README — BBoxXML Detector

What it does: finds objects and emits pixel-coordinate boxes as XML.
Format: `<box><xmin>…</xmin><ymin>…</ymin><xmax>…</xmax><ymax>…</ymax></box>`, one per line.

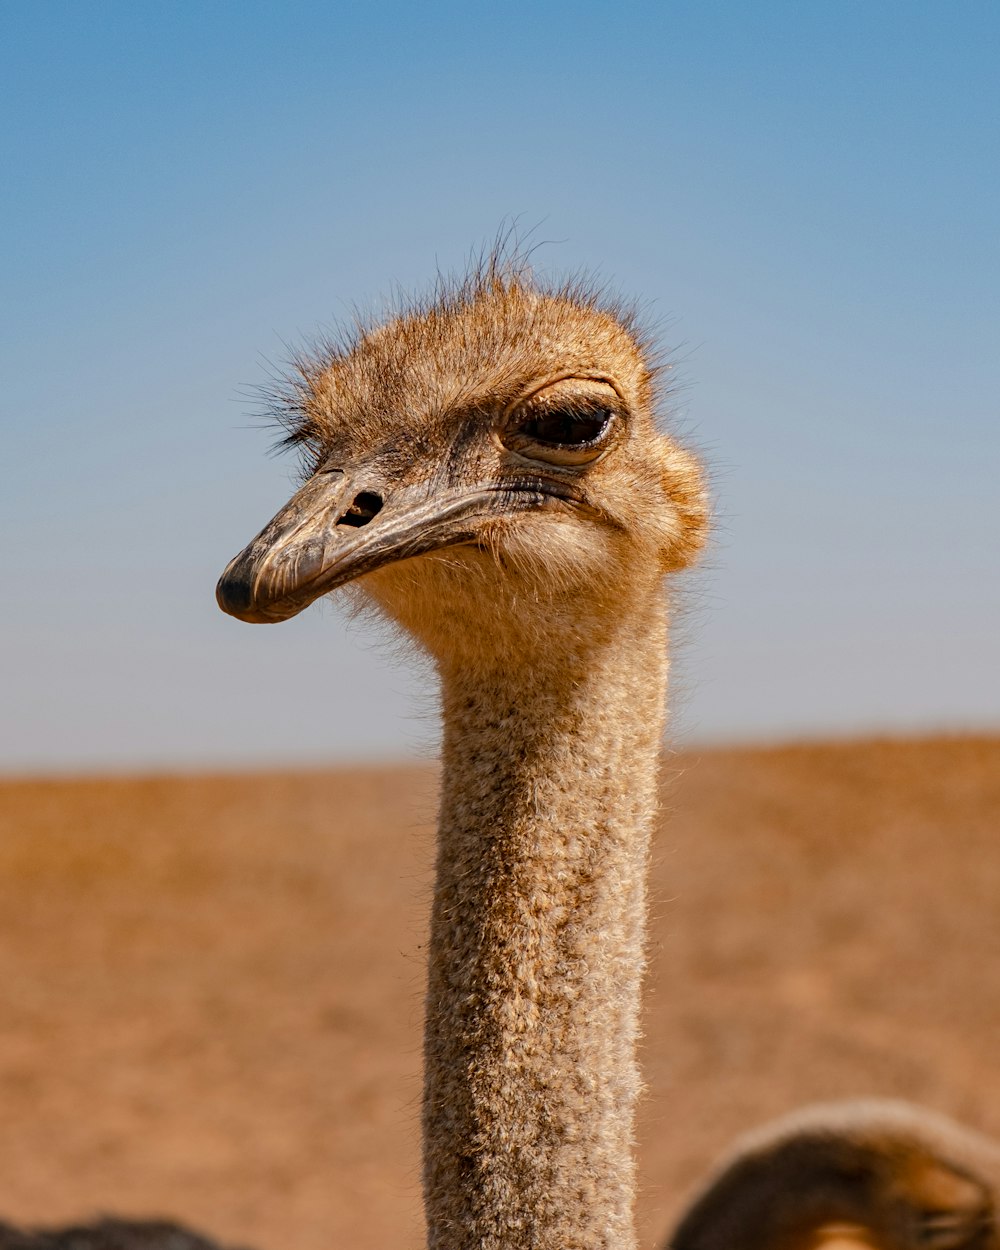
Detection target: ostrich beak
<box><xmin>216</xmin><ymin>465</ymin><xmax>560</xmax><ymax>624</ymax></box>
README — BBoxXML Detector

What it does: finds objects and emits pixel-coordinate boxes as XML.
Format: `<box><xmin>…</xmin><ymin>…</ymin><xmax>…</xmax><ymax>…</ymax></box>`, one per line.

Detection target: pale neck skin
<box><xmin>422</xmin><ymin>587</ymin><xmax>670</xmax><ymax>1250</ymax></box>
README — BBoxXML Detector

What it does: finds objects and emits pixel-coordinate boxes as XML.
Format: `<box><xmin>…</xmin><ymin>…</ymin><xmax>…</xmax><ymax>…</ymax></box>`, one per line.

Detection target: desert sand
<box><xmin>0</xmin><ymin>736</ymin><xmax>997</xmax><ymax>1249</ymax></box>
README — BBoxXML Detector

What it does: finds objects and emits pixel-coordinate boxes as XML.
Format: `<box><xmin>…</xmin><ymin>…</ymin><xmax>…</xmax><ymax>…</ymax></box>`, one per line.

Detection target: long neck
<box><xmin>422</xmin><ymin>591</ymin><xmax>670</xmax><ymax>1250</ymax></box>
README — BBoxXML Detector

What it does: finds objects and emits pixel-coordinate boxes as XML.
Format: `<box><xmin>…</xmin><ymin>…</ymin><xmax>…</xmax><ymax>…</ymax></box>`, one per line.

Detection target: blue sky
<box><xmin>2</xmin><ymin>2</ymin><xmax>997</xmax><ymax>770</ymax></box>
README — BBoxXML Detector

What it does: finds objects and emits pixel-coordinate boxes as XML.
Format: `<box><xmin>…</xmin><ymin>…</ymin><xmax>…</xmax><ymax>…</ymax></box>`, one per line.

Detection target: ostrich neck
<box><xmin>423</xmin><ymin>591</ymin><xmax>670</xmax><ymax>1250</ymax></box>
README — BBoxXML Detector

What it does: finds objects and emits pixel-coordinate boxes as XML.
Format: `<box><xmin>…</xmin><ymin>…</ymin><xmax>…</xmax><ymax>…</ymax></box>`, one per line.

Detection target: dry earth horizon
<box><xmin>0</xmin><ymin>735</ymin><xmax>997</xmax><ymax>1249</ymax></box>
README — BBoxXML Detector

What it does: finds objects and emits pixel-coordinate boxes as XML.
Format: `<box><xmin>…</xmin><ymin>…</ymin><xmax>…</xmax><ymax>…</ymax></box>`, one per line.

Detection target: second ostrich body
<box><xmin>218</xmin><ymin>263</ymin><xmax>707</xmax><ymax>1248</ymax></box>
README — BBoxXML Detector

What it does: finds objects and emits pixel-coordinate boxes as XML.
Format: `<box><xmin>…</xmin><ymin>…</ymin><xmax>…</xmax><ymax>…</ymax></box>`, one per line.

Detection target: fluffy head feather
<box><xmin>239</xmin><ymin>248</ymin><xmax>708</xmax><ymax>667</ymax></box>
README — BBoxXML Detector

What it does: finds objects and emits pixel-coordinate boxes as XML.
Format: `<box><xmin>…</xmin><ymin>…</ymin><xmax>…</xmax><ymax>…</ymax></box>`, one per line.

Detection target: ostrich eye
<box><xmin>503</xmin><ymin>381</ymin><xmax>621</xmax><ymax>466</ymax></box>
<box><xmin>517</xmin><ymin>408</ymin><xmax>612</xmax><ymax>447</ymax></box>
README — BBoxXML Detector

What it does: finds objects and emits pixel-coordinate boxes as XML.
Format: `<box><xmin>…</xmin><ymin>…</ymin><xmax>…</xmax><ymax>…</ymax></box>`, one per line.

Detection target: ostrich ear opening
<box><xmin>659</xmin><ymin>444</ymin><xmax>709</xmax><ymax>572</ymax></box>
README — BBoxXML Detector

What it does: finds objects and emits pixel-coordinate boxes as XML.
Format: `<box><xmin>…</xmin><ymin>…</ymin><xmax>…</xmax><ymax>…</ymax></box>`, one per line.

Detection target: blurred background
<box><xmin>3</xmin><ymin>1</ymin><xmax>997</xmax><ymax>773</ymax></box>
<box><xmin>1</xmin><ymin>8</ymin><xmax>999</xmax><ymax>1249</ymax></box>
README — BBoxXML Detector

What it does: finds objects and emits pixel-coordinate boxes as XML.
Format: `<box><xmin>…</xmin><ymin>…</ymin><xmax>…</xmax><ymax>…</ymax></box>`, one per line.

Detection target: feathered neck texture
<box><xmin>422</xmin><ymin>587</ymin><xmax>670</xmax><ymax>1250</ymax></box>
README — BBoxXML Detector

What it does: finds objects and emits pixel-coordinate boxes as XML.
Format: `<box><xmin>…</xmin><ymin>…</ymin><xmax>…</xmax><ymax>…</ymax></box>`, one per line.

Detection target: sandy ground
<box><xmin>0</xmin><ymin>737</ymin><xmax>997</xmax><ymax>1249</ymax></box>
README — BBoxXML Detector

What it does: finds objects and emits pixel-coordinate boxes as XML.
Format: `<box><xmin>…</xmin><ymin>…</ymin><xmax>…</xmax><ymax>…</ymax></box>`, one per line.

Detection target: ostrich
<box><xmin>212</xmin><ymin>257</ymin><xmax>709</xmax><ymax>1248</ymax></box>
<box><xmin>666</xmin><ymin>1100</ymin><xmax>1000</xmax><ymax>1250</ymax></box>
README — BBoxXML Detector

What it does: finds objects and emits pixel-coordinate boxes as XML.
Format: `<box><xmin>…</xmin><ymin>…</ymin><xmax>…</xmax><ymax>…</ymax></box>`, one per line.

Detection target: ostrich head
<box><xmin>670</xmin><ymin>1102</ymin><xmax>1000</xmax><ymax>1250</ymax></box>
<box><xmin>217</xmin><ymin>266</ymin><xmax>707</xmax><ymax>664</ymax></box>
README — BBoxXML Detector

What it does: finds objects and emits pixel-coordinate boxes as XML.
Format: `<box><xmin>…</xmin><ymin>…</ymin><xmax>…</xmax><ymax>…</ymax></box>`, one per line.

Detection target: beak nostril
<box><xmin>337</xmin><ymin>491</ymin><xmax>383</xmax><ymax>528</ymax></box>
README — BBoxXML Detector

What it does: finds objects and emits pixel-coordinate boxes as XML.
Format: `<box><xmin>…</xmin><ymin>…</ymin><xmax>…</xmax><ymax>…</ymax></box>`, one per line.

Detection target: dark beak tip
<box><xmin>216</xmin><ymin>562</ymin><xmax>268</xmax><ymax>623</ymax></box>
